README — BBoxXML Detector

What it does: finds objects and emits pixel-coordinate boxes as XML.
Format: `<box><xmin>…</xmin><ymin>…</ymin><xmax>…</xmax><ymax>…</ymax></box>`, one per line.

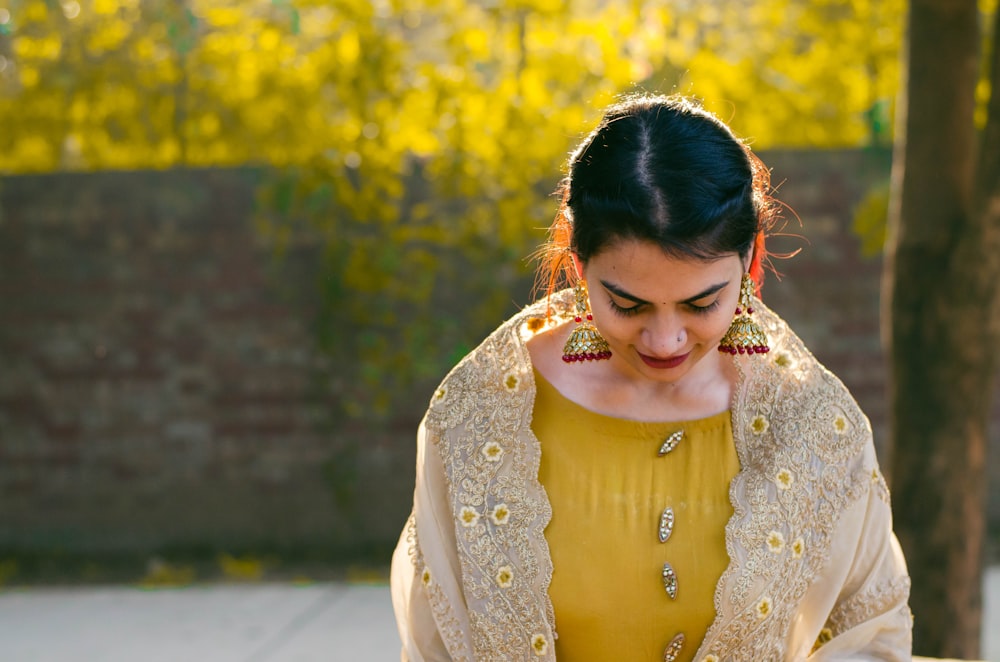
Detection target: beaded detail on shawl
<box><xmin>693</xmin><ymin>298</ymin><xmax>884</xmax><ymax>660</ymax></box>
<box><xmin>420</xmin><ymin>292</ymin><xmax>575</xmax><ymax>661</ymax></box>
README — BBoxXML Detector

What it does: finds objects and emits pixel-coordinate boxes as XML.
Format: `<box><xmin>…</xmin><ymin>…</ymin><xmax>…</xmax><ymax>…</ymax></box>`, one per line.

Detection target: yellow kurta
<box><xmin>533</xmin><ymin>368</ymin><xmax>740</xmax><ymax>662</ymax></box>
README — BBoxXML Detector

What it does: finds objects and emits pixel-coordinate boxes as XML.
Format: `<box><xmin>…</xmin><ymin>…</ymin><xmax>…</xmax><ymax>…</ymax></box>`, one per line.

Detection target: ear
<box><xmin>571</xmin><ymin>252</ymin><xmax>585</xmax><ymax>280</ymax></box>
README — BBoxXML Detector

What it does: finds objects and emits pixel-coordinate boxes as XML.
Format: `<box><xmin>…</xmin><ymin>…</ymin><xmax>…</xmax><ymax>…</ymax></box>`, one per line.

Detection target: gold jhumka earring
<box><xmin>562</xmin><ymin>280</ymin><xmax>612</xmax><ymax>363</ymax></box>
<box><xmin>718</xmin><ymin>273</ymin><xmax>770</xmax><ymax>355</ymax></box>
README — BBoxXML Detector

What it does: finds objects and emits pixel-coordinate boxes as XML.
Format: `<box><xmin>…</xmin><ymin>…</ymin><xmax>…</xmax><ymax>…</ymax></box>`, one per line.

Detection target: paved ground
<box><xmin>0</xmin><ymin>568</ymin><xmax>997</xmax><ymax>661</ymax></box>
<box><xmin>0</xmin><ymin>583</ymin><xmax>400</xmax><ymax>662</ymax></box>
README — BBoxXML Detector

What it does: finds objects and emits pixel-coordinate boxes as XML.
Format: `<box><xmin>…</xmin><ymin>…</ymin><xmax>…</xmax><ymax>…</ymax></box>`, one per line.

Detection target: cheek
<box><xmin>589</xmin><ymin>303</ymin><xmax>640</xmax><ymax>342</ymax></box>
<box><xmin>591</xmin><ymin>311</ymin><xmax>631</xmax><ymax>340</ymax></box>
<box><xmin>696</xmin><ymin>310</ymin><xmax>734</xmax><ymax>340</ymax></box>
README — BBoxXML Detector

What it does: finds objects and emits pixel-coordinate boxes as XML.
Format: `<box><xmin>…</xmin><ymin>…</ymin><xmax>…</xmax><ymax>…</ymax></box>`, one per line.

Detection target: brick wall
<box><xmin>0</xmin><ymin>154</ymin><xmax>996</xmax><ymax>561</ymax></box>
<box><xmin>0</xmin><ymin>169</ymin><xmax>413</xmax><ymax>558</ymax></box>
<box><xmin>759</xmin><ymin>150</ymin><xmax>892</xmax><ymax>448</ymax></box>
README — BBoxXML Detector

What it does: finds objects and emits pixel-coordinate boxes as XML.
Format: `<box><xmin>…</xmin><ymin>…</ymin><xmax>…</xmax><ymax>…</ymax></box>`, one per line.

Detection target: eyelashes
<box><xmin>607</xmin><ymin>297</ymin><xmax>721</xmax><ymax>317</ymax></box>
<box><xmin>688</xmin><ymin>300</ymin><xmax>721</xmax><ymax>315</ymax></box>
<box><xmin>608</xmin><ymin>298</ymin><xmax>642</xmax><ymax>317</ymax></box>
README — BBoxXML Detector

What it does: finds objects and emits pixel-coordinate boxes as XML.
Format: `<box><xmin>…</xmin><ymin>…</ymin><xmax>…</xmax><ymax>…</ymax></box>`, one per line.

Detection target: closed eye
<box><xmin>608</xmin><ymin>297</ymin><xmax>643</xmax><ymax>317</ymax></box>
<box><xmin>687</xmin><ymin>299</ymin><xmax>721</xmax><ymax>315</ymax></box>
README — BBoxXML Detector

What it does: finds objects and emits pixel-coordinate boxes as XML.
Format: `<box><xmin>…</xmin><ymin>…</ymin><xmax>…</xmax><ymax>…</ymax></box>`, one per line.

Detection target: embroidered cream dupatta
<box><xmin>391</xmin><ymin>290</ymin><xmax>911</xmax><ymax>661</ymax></box>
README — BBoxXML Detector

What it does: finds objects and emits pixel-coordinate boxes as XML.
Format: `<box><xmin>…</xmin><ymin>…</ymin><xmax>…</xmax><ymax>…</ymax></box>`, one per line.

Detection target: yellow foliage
<box><xmin>5</xmin><ymin>134</ymin><xmax>52</xmax><ymax>169</ymax></box>
<box><xmin>139</xmin><ymin>558</ymin><xmax>196</xmax><ymax>588</ymax></box>
<box><xmin>852</xmin><ymin>182</ymin><xmax>891</xmax><ymax>258</ymax></box>
<box><xmin>0</xmin><ymin>0</ymin><xmax>976</xmax><ymax>419</ymax></box>
<box><xmin>218</xmin><ymin>553</ymin><xmax>265</xmax><ymax>581</ymax></box>
<box><xmin>22</xmin><ymin>2</ymin><xmax>49</xmax><ymax>22</ymax></box>
<box><xmin>346</xmin><ymin>565</ymin><xmax>389</xmax><ymax>585</ymax></box>
<box><xmin>88</xmin><ymin>21</ymin><xmax>130</xmax><ymax>52</ymax></box>
<box><xmin>203</xmin><ymin>7</ymin><xmax>242</xmax><ymax>28</ymax></box>
<box><xmin>259</xmin><ymin>28</ymin><xmax>281</xmax><ymax>51</ymax></box>
<box><xmin>93</xmin><ymin>0</ymin><xmax>122</xmax><ymax>15</ymax></box>
<box><xmin>976</xmin><ymin>77</ymin><xmax>992</xmax><ymax>129</ymax></box>
<box><xmin>130</xmin><ymin>36</ymin><xmax>158</xmax><ymax>61</ymax></box>
<box><xmin>19</xmin><ymin>65</ymin><xmax>39</xmax><ymax>87</ymax></box>
<box><xmin>0</xmin><ymin>559</ymin><xmax>18</xmax><ymax>586</ymax></box>
<box><xmin>199</xmin><ymin>113</ymin><xmax>220</xmax><ymax>137</ymax></box>
<box><xmin>336</xmin><ymin>31</ymin><xmax>360</xmax><ymax>65</ymax></box>
<box><xmin>463</xmin><ymin>28</ymin><xmax>490</xmax><ymax>58</ymax></box>
<box><xmin>0</xmin><ymin>0</ymin><xmax>908</xmax><ymax>174</ymax></box>
<box><xmin>13</xmin><ymin>35</ymin><xmax>60</xmax><ymax>59</ymax></box>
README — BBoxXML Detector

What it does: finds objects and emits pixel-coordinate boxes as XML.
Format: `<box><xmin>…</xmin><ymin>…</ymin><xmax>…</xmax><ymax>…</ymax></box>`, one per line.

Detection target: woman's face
<box><xmin>579</xmin><ymin>238</ymin><xmax>745</xmax><ymax>386</ymax></box>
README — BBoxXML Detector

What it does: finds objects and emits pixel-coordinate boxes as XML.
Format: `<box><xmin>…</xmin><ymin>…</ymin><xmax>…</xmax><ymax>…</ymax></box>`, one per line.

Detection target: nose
<box><xmin>642</xmin><ymin>314</ymin><xmax>687</xmax><ymax>356</ymax></box>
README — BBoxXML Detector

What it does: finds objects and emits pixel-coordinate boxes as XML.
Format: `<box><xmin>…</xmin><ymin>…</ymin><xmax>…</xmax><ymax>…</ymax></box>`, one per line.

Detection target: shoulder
<box><xmin>742</xmin><ymin>299</ymin><xmax>872</xmax><ymax>465</ymax></box>
<box><xmin>733</xmin><ymin>300</ymin><xmax>891</xmax><ymax>540</ymax></box>
<box><xmin>423</xmin><ymin>290</ymin><xmax>575</xmax><ymax>434</ymax></box>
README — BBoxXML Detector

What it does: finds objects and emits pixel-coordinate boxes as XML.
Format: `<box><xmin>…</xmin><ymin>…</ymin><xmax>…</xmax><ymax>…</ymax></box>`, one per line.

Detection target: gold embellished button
<box><xmin>657</xmin><ymin>430</ymin><xmax>684</xmax><ymax>456</ymax></box>
<box><xmin>663</xmin><ymin>632</ymin><xmax>685</xmax><ymax>661</ymax></box>
<box><xmin>661</xmin><ymin>562</ymin><xmax>678</xmax><ymax>599</ymax></box>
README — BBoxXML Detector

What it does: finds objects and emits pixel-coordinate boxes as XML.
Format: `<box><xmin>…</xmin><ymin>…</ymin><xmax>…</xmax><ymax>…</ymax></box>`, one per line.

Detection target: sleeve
<box><xmin>390</xmin><ymin>418</ymin><xmax>473</xmax><ymax>662</ymax></box>
<box><xmin>798</xmin><ymin>444</ymin><xmax>913</xmax><ymax>661</ymax></box>
<box><xmin>390</xmin><ymin>514</ymin><xmax>450</xmax><ymax>661</ymax></box>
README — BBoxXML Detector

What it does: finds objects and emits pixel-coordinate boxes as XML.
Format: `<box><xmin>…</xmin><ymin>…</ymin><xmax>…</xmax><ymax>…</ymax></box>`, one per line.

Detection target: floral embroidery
<box><xmin>531</xmin><ymin>634</ymin><xmax>548</xmax><ymax>656</ymax></box>
<box><xmin>756</xmin><ymin>596</ymin><xmax>773</xmax><ymax>620</ymax></box>
<box><xmin>406</xmin><ymin>514</ymin><xmax>472</xmax><ymax>661</ymax></box>
<box><xmin>833</xmin><ymin>415</ymin><xmax>848</xmax><ymax>434</ymax></box>
<box><xmin>503</xmin><ymin>371</ymin><xmax>521</xmax><ymax>392</ymax></box>
<box><xmin>495</xmin><ymin>565</ymin><xmax>514</xmax><ymax>588</ymax></box>
<box><xmin>791</xmin><ymin>537</ymin><xmax>805</xmax><ymax>559</ymax></box>
<box><xmin>481</xmin><ymin>441</ymin><xmax>505</xmax><ymax>462</ymax></box>
<box><xmin>811</xmin><ymin>627</ymin><xmax>833</xmax><ymax>652</ymax></box>
<box><xmin>699</xmin><ymin>295</ymin><xmax>882</xmax><ymax>659</ymax></box>
<box><xmin>433</xmin><ymin>386</ymin><xmax>447</xmax><ymax>401</ymax></box>
<box><xmin>458</xmin><ymin>506</ymin><xmax>479</xmax><ymax>528</ymax></box>
<box><xmin>827</xmin><ymin>575</ymin><xmax>911</xmax><ymax>636</ymax></box>
<box><xmin>871</xmin><ymin>465</ymin><xmax>891</xmax><ymax>504</ymax></box>
<box><xmin>766</xmin><ymin>530</ymin><xmax>785</xmax><ymax>554</ymax></box>
<box><xmin>773</xmin><ymin>352</ymin><xmax>792</xmax><ymax>367</ymax></box>
<box><xmin>425</xmin><ymin>292</ymin><xmax>566</xmax><ymax>659</ymax></box>
<box><xmin>490</xmin><ymin>503</ymin><xmax>510</xmax><ymax>525</ymax></box>
<box><xmin>526</xmin><ymin>317</ymin><xmax>546</xmax><ymax>333</ymax></box>
<box><xmin>404</xmin><ymin>512</ymin><xmax>418</xmax><ymax>564</ymax></box>
<box><xmin>750</xmin><ymin>415</ymin><xmax>769</xmax><ymax>434</ymax></box>
<box><xmin>701</xmin><ymin>656</ymin><xmax>720</xmax><ymax>662</ymax></box>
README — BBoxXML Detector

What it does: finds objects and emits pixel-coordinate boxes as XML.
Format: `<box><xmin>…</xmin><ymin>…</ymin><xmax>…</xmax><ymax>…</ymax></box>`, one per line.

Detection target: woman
<box><xmin>390</xmin><ymin>95</ymin><xmax>912</xmax><ymax>661</ymax></box>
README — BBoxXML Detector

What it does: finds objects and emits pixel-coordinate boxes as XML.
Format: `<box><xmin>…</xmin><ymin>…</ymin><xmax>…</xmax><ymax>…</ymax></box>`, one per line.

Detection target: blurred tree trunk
<box><xmin>884</xmin><ymin>0</ymin><xmax>1000</xmax><ymax>657</ymax></box>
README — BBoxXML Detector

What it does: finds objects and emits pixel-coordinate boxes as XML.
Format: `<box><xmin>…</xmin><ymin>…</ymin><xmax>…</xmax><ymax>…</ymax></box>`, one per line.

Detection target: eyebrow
<box><xmin>600</xmin><ymin>279</ymin><xmax>730</xmax><ymax>306</ymax></box>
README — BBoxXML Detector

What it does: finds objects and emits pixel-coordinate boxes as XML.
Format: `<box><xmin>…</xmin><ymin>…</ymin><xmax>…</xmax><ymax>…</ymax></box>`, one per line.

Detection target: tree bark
<box><xmin>884</xmin><ymin>0</ymin><xmax>998</xmax><ymax>657</ymax></box>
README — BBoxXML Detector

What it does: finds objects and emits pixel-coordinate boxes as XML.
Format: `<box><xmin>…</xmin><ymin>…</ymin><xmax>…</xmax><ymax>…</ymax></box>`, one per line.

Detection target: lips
<box><xmin>638</xmin><ymin>351</ymin><xmax>691</xmax><ymax>369</ymax></box>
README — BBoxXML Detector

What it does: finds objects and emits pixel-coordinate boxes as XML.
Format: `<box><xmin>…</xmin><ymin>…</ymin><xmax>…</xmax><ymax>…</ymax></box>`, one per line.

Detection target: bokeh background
<box><xmin>0</xmin><ymin>0</ymin><xmax>996</xmax><ymax>589</ymax></box>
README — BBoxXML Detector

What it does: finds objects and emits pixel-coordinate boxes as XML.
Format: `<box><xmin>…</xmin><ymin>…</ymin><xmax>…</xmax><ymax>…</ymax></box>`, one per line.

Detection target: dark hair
<box><xmin>537</xmin><ymin>94</ymin><xmax>776</xmax><ymax>298</ymax></box>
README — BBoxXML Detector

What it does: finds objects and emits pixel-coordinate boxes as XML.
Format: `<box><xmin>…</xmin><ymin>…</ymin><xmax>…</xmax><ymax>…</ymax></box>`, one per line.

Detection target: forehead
<box><xmin>586</xmin><ymin>239</ymin><xmax>740</xmax><ymax>298</ymax></box>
